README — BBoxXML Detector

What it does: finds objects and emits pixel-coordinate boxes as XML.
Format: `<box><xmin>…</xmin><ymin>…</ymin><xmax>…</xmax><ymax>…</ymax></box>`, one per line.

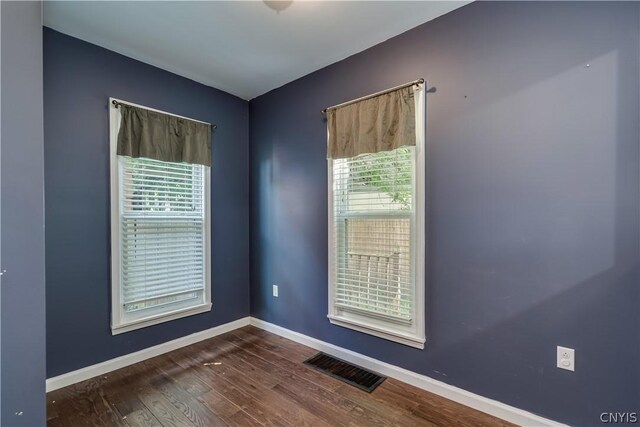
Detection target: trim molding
<box><xmin>45</xmin><ymin>317</ymin><xmax>250</xmax><ymax>392</ymax></box>
<box><xmin>249</xmin><ymin>318</ymin><xmax>565</xmax><ymax>427</ymax></box>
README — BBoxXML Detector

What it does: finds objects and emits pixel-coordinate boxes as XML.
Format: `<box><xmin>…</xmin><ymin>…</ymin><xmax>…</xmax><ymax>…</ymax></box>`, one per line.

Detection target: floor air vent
<box><xmin>304</xmin><ymin>353</ymin><xmax>386</xmax><ymax>392</ymax></box>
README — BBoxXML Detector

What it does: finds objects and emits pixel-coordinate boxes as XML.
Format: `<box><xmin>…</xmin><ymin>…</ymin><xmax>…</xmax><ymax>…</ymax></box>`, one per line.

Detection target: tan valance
<box><xmin>117</xmin><ymin>104</ymin><xmax>212</xmax><ymax>167</ymax></box>
<box><xmin>327</xmin><ymin>85</ymin><xmax>416</xmax><ymax>159</ymax></box>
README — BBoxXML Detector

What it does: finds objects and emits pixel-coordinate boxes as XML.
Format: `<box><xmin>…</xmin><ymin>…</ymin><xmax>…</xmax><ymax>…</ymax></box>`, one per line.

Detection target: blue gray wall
<box><xmin>1</xmin><ymin>1</ymin><xmax>46</xmax><ymax>425</ymax></box>
<box><xmin>44</xmin><ymin>28</ymin><xmax>250</xmax><ymax>378</ymax></box>
<box><xmin>249</xmin><ymin>2</ymin><xmax>640</xmax><ymax>425</ymax></box>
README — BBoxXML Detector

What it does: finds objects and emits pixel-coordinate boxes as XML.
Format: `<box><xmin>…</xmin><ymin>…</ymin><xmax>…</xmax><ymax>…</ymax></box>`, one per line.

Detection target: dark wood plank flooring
<box><xmin>47</xmin><ymin>326</ymin><xmax>514</xmax><ymax>427</ymax></box>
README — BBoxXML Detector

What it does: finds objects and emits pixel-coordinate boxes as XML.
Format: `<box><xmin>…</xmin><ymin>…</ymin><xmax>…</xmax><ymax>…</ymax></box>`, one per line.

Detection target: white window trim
<box><xmin>327</xmin><ymin>85</ymin><xmax>426</xmax><ymax>349</ymax></box>
<box><xmin>109</xmin><ymin>97</ymin><xmax>212</xmax><ymax>335</ymax></box>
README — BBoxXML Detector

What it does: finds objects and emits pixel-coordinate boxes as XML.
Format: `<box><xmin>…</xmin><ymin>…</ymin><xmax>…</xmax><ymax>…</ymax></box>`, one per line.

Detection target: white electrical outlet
<box><xmin>273</xmin><ymin>285</ymin><xmax>279</xmax><ymax>297</ymax></box>
<box><xmin>557</xmin><ymin>346</ymin><xmax>575</xmax><ymax>371</ymax></box>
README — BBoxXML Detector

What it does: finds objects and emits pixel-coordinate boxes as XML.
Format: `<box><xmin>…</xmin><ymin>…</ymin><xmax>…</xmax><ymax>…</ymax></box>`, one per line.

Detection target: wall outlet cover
<box><xmin>273</xmin><ymin>285</ymin><xmax>279</xmax><ymax>297</ymax></box>
<box><xmin>557</xmin><ymin>346</ymin><xmax>575</xmax><ymax>372</ymax></box>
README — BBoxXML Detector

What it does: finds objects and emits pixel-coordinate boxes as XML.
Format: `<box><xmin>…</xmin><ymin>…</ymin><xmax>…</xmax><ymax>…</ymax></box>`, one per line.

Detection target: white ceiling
<box><xmin>44</xmin><ymin>1</ymin><xmax>468</xmax><ymax>100</ymax></box>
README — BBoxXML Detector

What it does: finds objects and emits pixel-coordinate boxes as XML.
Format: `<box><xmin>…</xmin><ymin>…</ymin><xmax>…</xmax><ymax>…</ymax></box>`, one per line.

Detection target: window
<box><xmin>110</xmin><ymin>99</ymin><xmax>211</xmax><ymax>334</ymax></box>
<box><xmin>327</xmin><ymin>89</ymin><xmax>425</xmax><ymax>348</ymax></box>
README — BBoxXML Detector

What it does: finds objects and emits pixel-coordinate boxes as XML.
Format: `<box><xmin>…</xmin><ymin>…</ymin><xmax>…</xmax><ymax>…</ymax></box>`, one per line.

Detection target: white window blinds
<box><xmin>332</xmin><ymin>147</ymin><xmax>415</xmax><ymax>322</ymax></box>
<box><xmin>119</xmin><ymin>157</ymin><xmax>206</xmax><ymax>313</ymax></box>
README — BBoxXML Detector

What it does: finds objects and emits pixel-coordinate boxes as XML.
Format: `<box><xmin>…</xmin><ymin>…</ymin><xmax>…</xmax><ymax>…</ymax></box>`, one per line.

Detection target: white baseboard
<box><xmin>46</xmin><ymin>315</ymin><xmax>563</xmax><ymax>426</ymax></box>
<box><xmin>45</xmin><ymin>316</ymin><xmax>250</xmax><ymax>392</ymax></box>
<box><xmin>249</xmin><ymin>317</ymin><xmax>565</xmax><ymax>427</ymax></box>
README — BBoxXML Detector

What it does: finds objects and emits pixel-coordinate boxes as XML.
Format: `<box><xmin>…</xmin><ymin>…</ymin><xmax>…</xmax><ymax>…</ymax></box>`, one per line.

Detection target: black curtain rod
<box><xmin>321</xmin><ymin>78</ymin><xmax>424</xmax><ymax>115</ymax></box>
<box><xmin>112</xmin><ymin>100</ymin><xmax>217</xmax><ymax>130</ymax></box>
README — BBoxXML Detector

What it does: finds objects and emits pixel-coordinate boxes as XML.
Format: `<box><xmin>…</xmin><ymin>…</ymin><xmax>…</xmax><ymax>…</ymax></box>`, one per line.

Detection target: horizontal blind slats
<box><xmin>122</xmin><ymin>265</ymin><xmax>204</xmax><ymax>281</ymax></box>
<box><xmin>124</xmin><ymin>159</ymin><xmax>201</xmax><ymax>173</ymax></box>
<box><xmin>124</xmin><ymin>280</ymin><xmax>204</xmax><ymax>297</ymax></box>
<box><xmin>122</xmin><ymin>242</ymin><xmax>204</xmax><ymax>251</ymax></box>
<box><xmin>122</xmin><ymin>252</ymin><xmax>203</xmax><ymax>264</ymax></box>
<box><xmin>332</xmin><ymin>147</ymin><xmax>414</xmax><ymax>321</ymax></box>
<box><xmin>123</xmin><ymin>169</ymin><xmax>201</xmax><ymax>180</ymax></box>
<box><xmin>123</xmin><ymin>278</ymin><xmax>204</xmax><ymax>299</ymax></box>
<box><xmin>123</xmin><ymin>256</ymin><xmax>203</xmax><ymax>270</ymax></box>
<box><xmin>124</xmin><ymin>289</ymin><xmax>204</xmax><ymax>311</ymax></box>
<box><xmin>122</xmin><ymin>269</ymin><xmax>204</xmax><ymax>285</ymax></box>
<box><xmin>122</xmin><ymin>184</ymin><xmax>203</xmax><ymax>193</ymax></box>
<box><xmin>119</xmin><ymin>156</ymin><xmax>206</xmax><ymax>313</ymax></box>
<box><xmin>123</xmin><ymin>276</ymin><xmax>204</xmax><ymax>292</ymax></box>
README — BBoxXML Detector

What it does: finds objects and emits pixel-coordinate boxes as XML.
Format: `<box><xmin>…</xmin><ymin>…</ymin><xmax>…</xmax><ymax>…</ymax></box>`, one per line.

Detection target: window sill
<box><xmin>111</xmin><ymin>302</ymin><xmax>212</xmax><ymax>335</ymax></box>
<box><xmin>328</xmin><ymin>314</ymin><xmax>425</xmax><ymax>349</ymax></box>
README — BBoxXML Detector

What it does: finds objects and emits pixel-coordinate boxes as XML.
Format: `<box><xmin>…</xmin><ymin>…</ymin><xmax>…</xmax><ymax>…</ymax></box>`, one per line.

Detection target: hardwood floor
<box><xmin>47</xmin><ymin>326</ymin><xmax>514</xmax><ymax>427</ymax></box>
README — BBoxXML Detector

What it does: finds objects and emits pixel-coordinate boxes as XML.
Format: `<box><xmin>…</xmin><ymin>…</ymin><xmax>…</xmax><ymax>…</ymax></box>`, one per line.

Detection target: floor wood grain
<box><xmin>48</xmin><ymin>326</ymin><xmax>514</xmax><ymax>427</ymax></box>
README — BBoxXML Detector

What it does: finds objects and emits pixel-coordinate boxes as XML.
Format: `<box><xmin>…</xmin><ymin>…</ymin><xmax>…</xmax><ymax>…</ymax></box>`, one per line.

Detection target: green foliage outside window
<box><xmin>348</xmin><ymin>147</ymin><xmax>413</xmax><ymax>209</ymax></box>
